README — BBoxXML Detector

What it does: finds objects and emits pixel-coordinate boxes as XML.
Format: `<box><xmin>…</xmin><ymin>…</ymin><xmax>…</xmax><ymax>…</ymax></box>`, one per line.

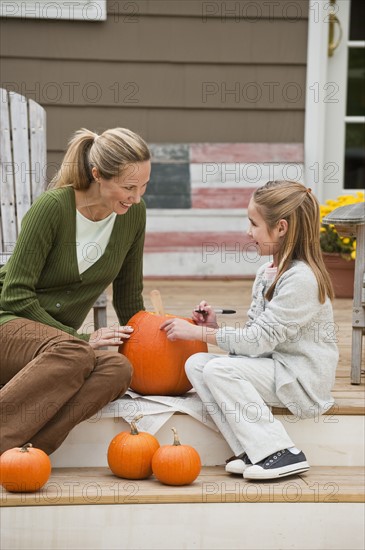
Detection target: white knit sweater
<box><xmin>216</xmin><ymin>260</ymin><xmax>339</xmax><ymax>418</ymax></box>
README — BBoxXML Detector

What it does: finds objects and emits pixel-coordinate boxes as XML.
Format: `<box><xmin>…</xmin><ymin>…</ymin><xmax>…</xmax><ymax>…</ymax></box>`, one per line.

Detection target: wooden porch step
<box><xmin>1</xmin><ymin>466</ymin><xmax>364</xmax><ymax>507</ymax></box>
<box><xmin>48</xmin><ymin>279</ymin><xmax>365</xmax><ymax>468</ymax></box>
<box><xmin>2</xmin><ymin>466</ymin><xmax>363</xmax><ymax>549</ymax></box>
<box><xmin>50</xmin><ymin>404</ymin><xmax>365</xmax><ymax>469</ymax></box>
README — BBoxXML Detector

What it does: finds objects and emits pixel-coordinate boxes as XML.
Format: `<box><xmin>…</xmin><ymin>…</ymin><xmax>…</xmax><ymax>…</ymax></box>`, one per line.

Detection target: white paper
<box><xmin>100</xmin><ymin>390</ymin><xmax>218</xmax><ymax>434</ymax></box>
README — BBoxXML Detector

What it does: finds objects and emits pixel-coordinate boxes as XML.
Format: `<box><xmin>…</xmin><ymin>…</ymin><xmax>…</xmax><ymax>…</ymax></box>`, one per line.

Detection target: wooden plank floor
<box><xmin>1</xmin><ymin>466</ymin><xmax>364</xmax><ymax>507</ymax></box>
<box><xmin>112</xmin><ymin>279</ymin><xmax>364</xmax><ymax>415</ymax></box>
<box><xmin>1</xmin><ymin>280</ymin><xmax>363</xmax><ymax>510</ymax></box>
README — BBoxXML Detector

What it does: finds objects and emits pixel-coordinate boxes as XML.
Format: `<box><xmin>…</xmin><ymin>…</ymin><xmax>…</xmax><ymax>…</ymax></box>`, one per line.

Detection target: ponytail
<box><xmin>49</xmin><ymin>127</ymin><xmax>150</xmax><ymax>190</ymax></box>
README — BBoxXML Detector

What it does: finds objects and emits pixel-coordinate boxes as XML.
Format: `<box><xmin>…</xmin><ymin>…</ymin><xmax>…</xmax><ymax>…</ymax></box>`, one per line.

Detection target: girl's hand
<box><xmin>89</xmin><ymin>326</ymin><xmax>134</xmax><ymax>349</ymax></box>
<box><xmin>192</xmin><ymin>301</ymin><xmax>219</xmax><ymax>328</ymax></box>
<box><xmin>160</xmin><ymin>318</ymin><xmax>201</xmax><ymax>342</ymax></box>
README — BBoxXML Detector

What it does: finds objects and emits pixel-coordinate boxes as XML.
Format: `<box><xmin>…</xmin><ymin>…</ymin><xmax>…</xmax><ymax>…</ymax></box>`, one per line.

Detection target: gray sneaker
<box><xmin>243</xmin><ymin>449</ymin><xmax>309</xmax><ymax>480</ymax></box>
<box><xmin>225</xmin><ymin>452</ymin><xmax>252</xmax><ymax>474</ymax></box>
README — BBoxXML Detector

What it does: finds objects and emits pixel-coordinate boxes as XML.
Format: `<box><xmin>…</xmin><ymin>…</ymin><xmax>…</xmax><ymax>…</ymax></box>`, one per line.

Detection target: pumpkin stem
<box><xmin>130</xmin><ymin>414</ymin><xmax>143</xmax><ymax>435</ymax></box>
<box><xmin>171</xmin><ymin>427</ymin><xmax>181</xmax><ymax>446</ymax></box>
<box><xmin>20</xmin><ymin>443</ymin><xmax>33</xmax><ymax>453</ymax></box>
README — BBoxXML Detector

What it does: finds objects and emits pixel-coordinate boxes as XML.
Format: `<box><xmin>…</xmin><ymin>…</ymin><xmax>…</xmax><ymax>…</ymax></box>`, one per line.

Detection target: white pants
<box><xmin>185</xmin><ymin>353</ymin><xmax>295</xmax><ymax>463</ymax></box>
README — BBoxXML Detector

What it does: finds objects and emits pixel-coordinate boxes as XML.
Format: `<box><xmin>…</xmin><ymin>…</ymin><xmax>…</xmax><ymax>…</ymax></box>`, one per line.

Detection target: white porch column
<box><xmin>304</xmin><ymin>1</ymin><xmax>330</xmax><ymax>202</ymax></box>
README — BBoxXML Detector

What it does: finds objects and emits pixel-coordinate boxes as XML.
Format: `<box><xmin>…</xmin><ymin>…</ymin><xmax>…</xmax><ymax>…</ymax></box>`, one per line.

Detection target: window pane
<box><xmin>350</xmin><ymin>0</ymin><xmax>365</xmax><ymax>41</ymax></box>
<box><xmin>346</xmin><ymin>49</ymin><xmax>365</xmax><ymax>116</ymax></box>
<box><xmin>344</xmin><ymin>124</ymin><xmax>365</xmax><ymax>189</ymax></box>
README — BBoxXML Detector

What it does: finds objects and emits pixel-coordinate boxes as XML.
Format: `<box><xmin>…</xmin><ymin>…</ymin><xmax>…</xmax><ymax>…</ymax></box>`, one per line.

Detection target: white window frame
<box><xmin>0</xmin><ymin>0</ymin><xmax>106</xmax><ymax>21</ymax></box>
<box><xmin>304</xmin><ymin>0</ymin><xmax>365</xmax><ymax>201</ymax></box>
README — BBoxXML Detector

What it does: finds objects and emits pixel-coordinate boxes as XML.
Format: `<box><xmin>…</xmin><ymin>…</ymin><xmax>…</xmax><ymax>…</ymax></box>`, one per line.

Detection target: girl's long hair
<box><xmin>253</xmin><ymin>180</ymin><xmax>334</xmax><ymax>303</ymax></box>
<box><xmin>49</xmin><ymin>127</ymin><xmax>150</xmax><ymax>189</ymax></box>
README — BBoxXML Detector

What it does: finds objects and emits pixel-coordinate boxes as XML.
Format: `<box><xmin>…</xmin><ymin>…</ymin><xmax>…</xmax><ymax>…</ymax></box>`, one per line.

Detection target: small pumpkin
<box><xmin>107</xmin><ymin>415</ymin><xmax>160</xmax><ymax>480</ymax></box>
<box><xmin>120</xmin><ymin>311</ymin><xmax>208</xmax><ymax>396</ymax></box>
<box><xmin>152</xmin><ymin>428</ymin><xmax>201</xmax><ymax>486</ymax></box>
<box><xmin>0</xmin><ymin>443</ymin><xmax>52</xmax><ymax>493</ymax></box>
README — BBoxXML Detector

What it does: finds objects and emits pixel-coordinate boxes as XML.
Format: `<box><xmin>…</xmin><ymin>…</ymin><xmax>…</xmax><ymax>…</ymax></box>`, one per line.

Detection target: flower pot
<box><xmin>322</xmin><ymin>253</ymin><xmax>355</xmax><ymax>299</ymax></box>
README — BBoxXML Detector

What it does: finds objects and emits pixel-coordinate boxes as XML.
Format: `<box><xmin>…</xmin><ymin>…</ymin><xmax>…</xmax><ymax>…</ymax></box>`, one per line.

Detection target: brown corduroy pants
<box><xmin>0</xmin><ymin>318</ymin><xmax>132</xmax><ymax>455</ymax></box>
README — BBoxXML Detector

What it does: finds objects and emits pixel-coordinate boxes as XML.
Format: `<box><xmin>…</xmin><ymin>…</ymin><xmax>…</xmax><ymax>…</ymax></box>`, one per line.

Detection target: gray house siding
<box><xmin>0</xmin><ymin>0</ymin><xmax>308</xmax><ymax>174</ymax></box>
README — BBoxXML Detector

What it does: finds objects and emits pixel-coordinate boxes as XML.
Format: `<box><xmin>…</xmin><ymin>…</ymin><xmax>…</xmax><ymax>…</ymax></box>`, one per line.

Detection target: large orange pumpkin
<box><xmin>0</xmin><ymin>443</ymin><xmax>52</xmax><ymax>493</ymax></box>
<box><xmin>152</xmin><ymin>428</ymin><xmax>201</xmax><ymax>486</ymax></box>
<box><xmin>107</xmin><ymin>415</ymin><xmax>160</xmax><ymax>480</ymax></box>
<box><xmin>120</xmin><ymin>311</ymin><xmax>208</xmax><ymax>396</ymax></box>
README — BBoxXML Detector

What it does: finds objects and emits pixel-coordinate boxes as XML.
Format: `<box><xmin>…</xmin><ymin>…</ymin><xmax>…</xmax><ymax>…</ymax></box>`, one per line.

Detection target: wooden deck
<box><xmin>1</xmin><ymin>279</ymin><xmax>364</xmax><ymax>511</ymax></box>
<box><xmin>1</xmin><ymin>466</ymin><xmax>364</xmax><ymax>507</ymax></box>
<box><xmin>137</xmin><ymin>279</ymin><xmax>365</xmax><ymax>415</ymax></box>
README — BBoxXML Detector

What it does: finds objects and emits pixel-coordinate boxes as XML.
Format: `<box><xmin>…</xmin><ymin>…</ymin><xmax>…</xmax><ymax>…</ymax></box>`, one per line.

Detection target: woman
<box><xmin>0</xmin><ymin>127</ymin><xmax>151</xmax><ymax>455</ymax></box>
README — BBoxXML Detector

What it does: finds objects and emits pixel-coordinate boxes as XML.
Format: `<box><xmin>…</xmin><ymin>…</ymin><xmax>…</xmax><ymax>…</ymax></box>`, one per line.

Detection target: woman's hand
<box><xmin>192</xmin><ymin>301</ymin><xmax>219</xmax><ymax>328</ymax></box>
<box><xmin>160</xmin><ymin>318</ymin><xmax>202</xmax><ymax>342</ymax></box>
<box><xmin>89</xmin><ymin>326</ymin><xmax>133</xmax><ymax>349</ymax></box>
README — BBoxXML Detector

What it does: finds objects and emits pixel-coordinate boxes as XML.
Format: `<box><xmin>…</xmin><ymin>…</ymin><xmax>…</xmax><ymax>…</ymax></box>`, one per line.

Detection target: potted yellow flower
<box><xmin>320</xmin><ymin>191</ymin><xmax>364</xmax><ymax>298</ymax></box>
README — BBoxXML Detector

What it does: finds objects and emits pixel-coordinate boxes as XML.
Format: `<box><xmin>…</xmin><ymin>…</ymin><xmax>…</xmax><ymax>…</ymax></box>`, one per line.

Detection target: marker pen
<box><xmin>194</xmin><ymin>309</ymin><xmax>236</xmax><ymax>315</ymax></box>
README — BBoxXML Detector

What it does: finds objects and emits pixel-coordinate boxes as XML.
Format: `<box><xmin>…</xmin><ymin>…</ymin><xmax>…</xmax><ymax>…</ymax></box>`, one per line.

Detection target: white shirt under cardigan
<box><xmin>215</xmin><ymin>260</ymin><xmax>339</xmax><ymax>418</ymax></box>
<box><xmin>76</xmin><ymin>210</ymin><xmax>117</xmax><ymax>274</ymax></box>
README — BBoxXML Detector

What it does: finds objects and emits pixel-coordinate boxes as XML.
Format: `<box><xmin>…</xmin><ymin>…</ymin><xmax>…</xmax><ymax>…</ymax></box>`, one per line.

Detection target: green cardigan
<box><xmin>0</xmin><ymin>187</ymin><xmax>146</xmax><ymax>340</ymax></box>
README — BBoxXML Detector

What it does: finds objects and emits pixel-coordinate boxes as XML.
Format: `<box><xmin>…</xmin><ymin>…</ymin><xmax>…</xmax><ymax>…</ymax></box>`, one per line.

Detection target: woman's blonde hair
<box><xmin>49</xmin><ymin>127</ymin><xmax>150</xmax><ymax>189</ymax></box>
<box><xmin>253</xmin><ymin>180</ymin><xmax>334</xmax><ymax>303</ymax></box>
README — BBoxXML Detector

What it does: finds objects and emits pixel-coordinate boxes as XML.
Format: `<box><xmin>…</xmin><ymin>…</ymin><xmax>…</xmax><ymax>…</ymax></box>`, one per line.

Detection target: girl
<box><xmin>0</xmin><ymin>127</ymin><xmax>151</xmax><ymax>455</ymax></box>
<box><xmin>161</xmin><ymin>180</ymin><xmax>339</xmax><ymax>480</ymax></box>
